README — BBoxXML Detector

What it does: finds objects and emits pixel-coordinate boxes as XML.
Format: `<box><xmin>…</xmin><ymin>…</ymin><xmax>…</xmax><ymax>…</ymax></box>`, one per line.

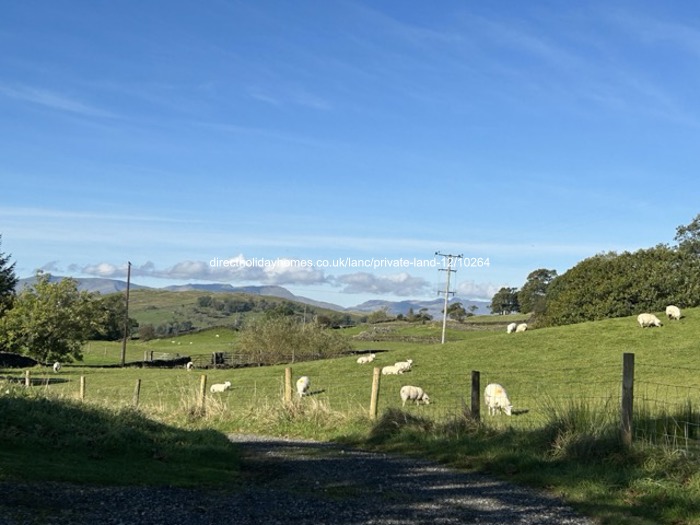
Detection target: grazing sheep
<box><xmin>666</xmin><ymin>305</ymin><xmax>682</xmax><ymax>321</ymax></box>
<box><xmin>356</xmin><ymin>353</ymin><xmax>376</xmax><ymax>364</ymax></box>
<box><xmin>484</xmin><ymin>383</ymin><xmax>512</xmax><ymax>416</ymax></box>
<box><xmin>637</xmin><ymin>313</ymin><xmax>662</xmax><ymax>328</ymax></box>
<box><xmin>381</xmin><ymin>365</ymin><xmax>402</xmax><ymax>375</ymax></box>
<box><xmin>296</xmin><ymin>376</ymin><xmax>310</xmax><ymax>397</ymax></box>
<box><xmin>400</xmin><ymin>385</ymin><xmax>430</xmax><ymax>407</ymax></box>
<box><xmin>186</xmin><ymin>361</ymin><xmax>194</xmax><ymax>371</ymax></box>
<box><xmin>506</xmin><ymin>323</ymin><xmax>517</xmax><ymax>334</ymax></box>
<box><xmin>52</xmin><ymin>362</ymin><xmax>61</xmax><ymax>373</ymax></box>
<box><xmin>210</xmin><ymin>380</ymin><xmax>232</xmax><ymax>393</ymax></box>
<box><xmin>394</xmin><ymin>359</ymin><xmax>413</xmax><ymax>373</ymax></box>
<box><xmin>515</xmin><ymin>323</ymin><xmax>528</xmax><ymax>333</ymax></box>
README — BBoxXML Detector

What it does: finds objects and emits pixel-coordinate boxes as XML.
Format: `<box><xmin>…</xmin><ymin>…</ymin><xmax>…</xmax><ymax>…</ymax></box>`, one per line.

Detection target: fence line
<box><xmin>5</xmin><ymin>352</ymin><xmax>700</xmax><ymax>453</ymax></box>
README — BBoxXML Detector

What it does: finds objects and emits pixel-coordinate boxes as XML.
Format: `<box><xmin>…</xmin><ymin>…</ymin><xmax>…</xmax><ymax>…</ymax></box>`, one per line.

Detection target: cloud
<box><xmin>454</xmin><ymin>280</ymin><xmax>501</xmax><ymax>301</ymax></box>
<box><xmin>0</xmin><ymin>84</ymin><xmax>115</xmax><ymax>118</ymax></box>
<box><xmin>79</xmin><ymin>256</ymin><xmax>329</xmax><ymax>286</ymax></box>
<box><xmin>335</xmin><ymin>272</ymin><xmax>431</xmax><ymax>296</ymax></box>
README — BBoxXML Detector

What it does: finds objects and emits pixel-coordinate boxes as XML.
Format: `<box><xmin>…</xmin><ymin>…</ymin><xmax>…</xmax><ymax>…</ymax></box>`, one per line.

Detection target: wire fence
<box><xmin>3</xmin><ymin>352</ymin><xmax>700</xmax><ymax>453</ymax></box>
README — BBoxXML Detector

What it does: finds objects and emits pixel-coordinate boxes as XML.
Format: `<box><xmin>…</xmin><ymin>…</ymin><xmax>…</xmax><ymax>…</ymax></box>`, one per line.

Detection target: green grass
<box><xmin>0</xmin><ymin>389</ymin><xmax>241</xmax><ymax>487</ymax></box>
<box><xmin>2</xmin><ymin>307</ymin><xmax>700</xmax><ymax>523</ymax></box>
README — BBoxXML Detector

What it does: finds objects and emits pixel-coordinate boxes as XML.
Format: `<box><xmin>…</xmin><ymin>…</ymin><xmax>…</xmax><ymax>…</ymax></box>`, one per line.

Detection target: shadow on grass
<box><xmin>0</xmin><ymin>394</ymin><xmax>241</xmax><ymax>487</ymax></box>
<box><xmin>353</xmin><ymin>406</ymin><xmax>700</xmax><ymax>525</ymax></box>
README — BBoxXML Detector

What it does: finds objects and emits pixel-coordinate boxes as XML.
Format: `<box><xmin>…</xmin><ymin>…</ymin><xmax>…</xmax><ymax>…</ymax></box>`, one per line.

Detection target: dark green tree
<box><xmin>540</xmin><ymin>245</ymin><xmax>696</xmax><ymax>327</ymax></box>
<box><xmin>518</xmin><ymin>268</ymin><xmax>557</xmax><ymax>314</ymax></box>
<box><xmin>88</xmin><ymin>293</ymin><xmax>139</xmax><ymax>341</ymax></box>
<box><xmin>0</xmin><ymin>235</ymin><xmax>18</xmax><ymax>316</ymax></box>
<box><xmin>675</xmin><ymin>213</ymin><xmax>700</xmax><ymax>256</ymax></box>
<box><xmin>489</xmin><ymin>287</ymin><xmax>520</xmax><ymax>314</ymax></box>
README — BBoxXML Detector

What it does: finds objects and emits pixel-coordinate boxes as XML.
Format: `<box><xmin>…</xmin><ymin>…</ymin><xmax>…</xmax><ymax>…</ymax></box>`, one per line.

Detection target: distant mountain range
<box><xmin>15</xmin><ymin>276</ymin><xmax>490</xmax><ymax>316</ymax></box>
<box><xmin>351</xmin><ymin>297</ymin><xmax>490</xmax><ymax>318</ymax></box>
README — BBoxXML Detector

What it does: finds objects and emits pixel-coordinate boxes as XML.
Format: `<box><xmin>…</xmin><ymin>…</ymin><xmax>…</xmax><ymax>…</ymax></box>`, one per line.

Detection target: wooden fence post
<box><xmin>621</xmin><ymin>352</ymin><xmax>635</xmax><ymax>448</ymax></box>
<box><xmin>369</xmin><ymin>367</ymin><xmax>381</xmax><ymax>420</ymax></box>
<box><xmin>132</xmin><ymin>379</ymin><xmax>141</xmax><ymax>407</ymax></box>
<box><xmin>471</xmin><ymin>370</ymin><xmax>481</xmax><ymax>421</ymax></box>
<box><xmin>198</xmin><ymin>374</ymin><xmax>207</xmax><ymax>413</ymax></box>
<box><xmin>24</xmin><ymin>370</ymin><xmax>31</xmax><ymax>387</ymax></box>
<box><xmin>79</xmin><ymin>375</ymin><xmax>86</xmax><ymax>401</ymax></box>
<box><xmin>284</xmin><ymin>367</ymin><xmax>293</xmax><ymax>404</ymax></box>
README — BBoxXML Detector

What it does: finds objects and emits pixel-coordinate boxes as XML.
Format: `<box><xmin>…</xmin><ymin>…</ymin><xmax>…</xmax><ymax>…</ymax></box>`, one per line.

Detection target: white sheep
<box><xmin>400</xmin><ymin>385</ymin><xmax>430</xmax><ymax>407</ymax></box>
<box><xmin>381</xmin><ymin>365</ymin><xmax>402</xmax><ymax>375</ymax></box>
<box><xmin>52</xmin><ymin>362</ymin><xmax>61</xmax><ymax>373</ymax></box>
<box><xmin>665</xmin><ymin>305</ymin><xmax>682</xmax><ymax>321</ymax></box>
<box><xmin>296</xmin><ymin>376</ymin><xmax>310</xmax><ymax>397</ymax></box>
<box><xmin>515</xmin><ymin>323</ymin><xmax>528</xmax><ymax>333</ymax></box>
<box><xmin>356</xmin><ymin>353</ymin><xmax>376</xmax><ymax>364</ymax></box>
<box><xmin>186</xmin><ymin>361</ymin><xmax>194</xmax><ymax>371</ymax></box>
<box><xmin>484</xmin><ymin>383</ymin><xmax>512</xmax><ymax>416</ymax></box>
<box><xmin>637</xmin><ymin>313</ymin><xmax>662</xmax><ymax>328</ymax></box>
<box><xmin>394</xmin><ymin>359</ymin><xmax>413</xmax><ymax>373</ymax></box>
<box><xmin>210</xmin><ymin>380</ymin><xmax>232</xmax><ymax>393</ymax></box>
<box><xmin>506</xmin><ymin>323</ymin><xmax>517</xmax><ymax>334</ymax></box>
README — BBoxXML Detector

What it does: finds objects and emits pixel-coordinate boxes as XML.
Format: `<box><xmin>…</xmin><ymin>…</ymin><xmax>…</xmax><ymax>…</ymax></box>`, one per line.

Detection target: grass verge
<box><xmin>0</xmin><ymin>390</ymin><xmax>241</xmax><ymax>487</ymax></box>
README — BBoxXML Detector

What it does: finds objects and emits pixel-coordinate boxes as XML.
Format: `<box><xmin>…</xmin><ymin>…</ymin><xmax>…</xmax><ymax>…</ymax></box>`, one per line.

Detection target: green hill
<box><xmin>125</xmin><ymin>288</ymin><xmax>361</xmax><ymax>334</ymax></box>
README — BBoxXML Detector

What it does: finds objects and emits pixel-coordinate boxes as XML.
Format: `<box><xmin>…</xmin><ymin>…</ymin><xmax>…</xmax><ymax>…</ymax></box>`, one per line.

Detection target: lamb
<box><xmin>296</xmin><ymin>376</ymin><xmax>310</xmax><ymax>397</ymax></box>
<box><xmin>637</xmin><ymin>313</ymin><xmax>662</xmax><ymax>328</ymax></box>
<box><xmin>186</xmin><ymin>361</ymin><xmax>194</xmax><ymax>371</ymax></box>
<box><xmin>506</xmin><ymin>323</ymin><xmax>517</xmax><ymax>334</ymax></box>
<box><xmin>484</xmin><ymin>383</ymin><xmax>512</xmax><ymax>416</ymax></box>
<box><xmin>356</xmin><ymin>353</ymin><xmax>376</xmax><ymax>364</ymax></box>
<box><xmin>665</xmin><ymin>305</ymin><xmax>682</xmax><ymax>321</ymax></box>
<box><xmin>209</xmin><ymin>380</ymin><xmax>232</xmax><ymax>393</ymax></box>
<box><xmin>381</xmin><ymin>365</ymin><xmax>402</xmax><ymax>375</ymax></box>
<box><xmin>52</xmin><ymin>362</ymin><xmax>61</xmax><ymax>373</ymax></box>
<box><xmin>515</xmin><ymin>323</ymin><xmax>528</xmax><ymax>333</ymax></box>
<box><xmin>394</xmin><ymin>359</ymin><xmax>413</xmax><ymax>373</ymax></box>
<box><xmin>400</xmin><ymin>385</ymin><xmax>430</xmax><ymax>407</ymax></box>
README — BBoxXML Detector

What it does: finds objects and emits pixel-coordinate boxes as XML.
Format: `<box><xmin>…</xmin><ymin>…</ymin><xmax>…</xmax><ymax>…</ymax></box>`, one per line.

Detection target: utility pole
<box><xmin>435</xmin><ymin>252</ymin><xmax>462</xmax><ymax>344</ymax></box>
<box><xmin>120</xmin><ymin>261</ymin><xmax>132</xmax><ymax>367</ymax></box>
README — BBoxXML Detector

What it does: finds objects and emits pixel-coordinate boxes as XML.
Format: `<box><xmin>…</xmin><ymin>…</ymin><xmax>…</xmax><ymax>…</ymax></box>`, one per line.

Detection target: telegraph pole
<box><xmin>120</xmin><ymin>261</ymin><xmax>132</xmax><ymax>367</ymax></box>
<box><xmin>435</xmin><ymin>252</ymin><xmax>462</xmax><ymax>344</ymax></box>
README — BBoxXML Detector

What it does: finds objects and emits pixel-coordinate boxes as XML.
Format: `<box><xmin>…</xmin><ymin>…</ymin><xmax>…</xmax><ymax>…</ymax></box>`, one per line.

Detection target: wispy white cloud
<box><xmin>0</xmin><ymin>206</ymin><xmax>196</xmax><ymax>224</ymax></box>
<box><xmin>0</xmin><ymin>83</ymin><xmax>115</xmax><ymax>118</ymax></box>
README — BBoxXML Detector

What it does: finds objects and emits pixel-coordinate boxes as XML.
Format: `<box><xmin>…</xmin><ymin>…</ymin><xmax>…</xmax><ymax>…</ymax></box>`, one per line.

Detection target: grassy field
<box><xmin>125</xmin><ymin>288</ymin><xmax>361</xmax><ymax>330</ymax></box>
<box><xmin>2</xmin><ymin>310</ymin><xmax>700</xmax><ymax>524</ymax></box>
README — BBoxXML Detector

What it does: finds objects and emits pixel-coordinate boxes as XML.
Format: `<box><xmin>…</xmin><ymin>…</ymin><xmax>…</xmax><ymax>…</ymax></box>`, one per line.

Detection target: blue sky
<box><xmin>1</xmin><ymin>1</ymin><xmax>699</xmax><ymax>308</ymax></box>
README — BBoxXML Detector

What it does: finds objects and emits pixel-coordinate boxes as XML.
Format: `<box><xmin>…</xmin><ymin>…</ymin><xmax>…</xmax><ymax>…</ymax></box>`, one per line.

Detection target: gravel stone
<box><xmin>0</xmin><ymin>434</ymin><xmax>595</xmax><ymax>525</ymax></box>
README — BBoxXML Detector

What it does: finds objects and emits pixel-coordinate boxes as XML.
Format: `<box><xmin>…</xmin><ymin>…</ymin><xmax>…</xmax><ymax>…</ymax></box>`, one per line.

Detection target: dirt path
<box><xmin>0</xmin><ymin>435</ymin><xmax>596</xmax><ymax>524</ymax></box>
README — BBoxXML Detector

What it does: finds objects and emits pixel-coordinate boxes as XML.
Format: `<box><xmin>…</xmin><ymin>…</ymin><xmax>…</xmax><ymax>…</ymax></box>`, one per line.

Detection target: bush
<box><xmin>237</xmin><ymin>316</ymin><xmax>351</xmax><ymax>365</ymax></box>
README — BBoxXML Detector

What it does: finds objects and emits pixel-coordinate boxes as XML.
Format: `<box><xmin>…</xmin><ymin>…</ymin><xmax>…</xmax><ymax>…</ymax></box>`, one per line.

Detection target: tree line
<box><xmin>489</xmin><ymin>214</ymin><xmax>700</xmax><ymax>326</ymax></box>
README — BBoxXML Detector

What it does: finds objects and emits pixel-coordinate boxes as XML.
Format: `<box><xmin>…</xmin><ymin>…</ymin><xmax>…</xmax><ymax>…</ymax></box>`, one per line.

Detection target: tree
<box><xmin>489</xmin><ymin>287</ymin><xmax>520</xmax><ymax>314</ymax></box>
<box><xmin>88</xmin><ymin>293</ymin><xmax>138</xmax><ymax>341</ymax></box>
<box><xmin>0</xmin><ymin>273</ymin><xmax>102</xmax><ymax>362</ymax></box>
<box><xmin>0</xmin><ymin>235</ymin><xmax>18</xmax><ymax>316</ymax></box>
<box><xmin>518</xmin><ymin>269</ymin><xmax>557</xmax><ymax>314</ymax></box>
<box><xmin>446</xmin><ymin>302</ymin><xmax>467</xmax><ymax>322</ymax></box>
<box><xmin>675</xmin><ymin>213</ymin><xmax>700</xmax><ymax>257</ymax></box>
<box><xmin>540</xmin><ymin>245</ymin><xmax>697</xmax><ymax>327</ymax></box>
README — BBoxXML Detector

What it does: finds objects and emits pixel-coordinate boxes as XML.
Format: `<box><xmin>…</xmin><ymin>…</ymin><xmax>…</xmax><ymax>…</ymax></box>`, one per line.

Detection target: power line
<box><xmin>435</xmin><ymin>252</ymin><xmax>462</xmax><ymax>344</ymax></box>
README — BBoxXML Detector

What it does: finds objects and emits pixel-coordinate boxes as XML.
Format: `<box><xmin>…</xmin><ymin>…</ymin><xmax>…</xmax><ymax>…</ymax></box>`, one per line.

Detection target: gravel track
<box><xmin>0</xmin><ymin>434</ymin><xmax>596</xmax><ymax>525</ymax></box>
